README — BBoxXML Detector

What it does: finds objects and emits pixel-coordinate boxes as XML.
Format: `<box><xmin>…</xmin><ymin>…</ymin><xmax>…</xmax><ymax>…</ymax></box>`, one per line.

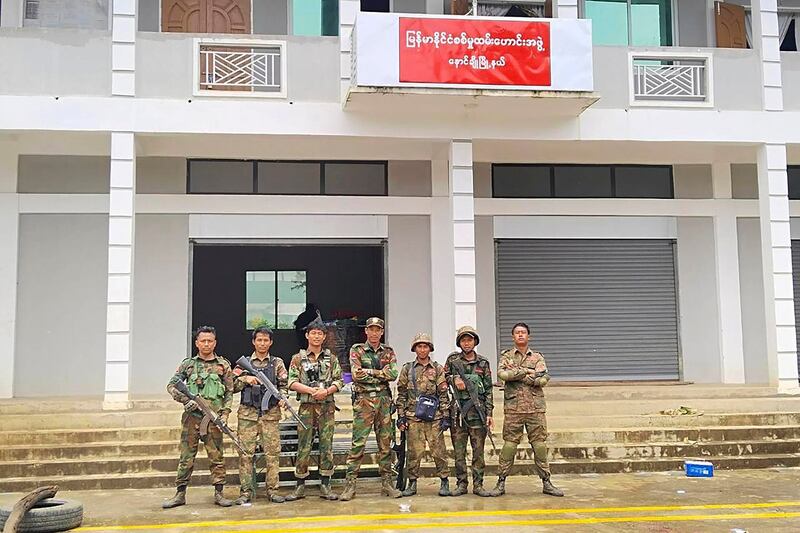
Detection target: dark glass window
<box><xmin>789</xmin><ymin>167</ymin><xmax>800</xmax><ymax>199</ymax></box>
<box><xmin>492</xmin><ymin>165</ymin><xmax>551</xmax><ymax>198</ymax></box>
<box><xmin>324</xmin><ymin>162</ymin><xmax>387</xmax><ymax>195</ymax></box>
<box><xmin>257</xmin><ymin>162</ymin><xmax>321</xmax><ymax>195</ymax></box>
<box><xmin>615</xmin><ymin>166</ymin><xmax>673</xmax><ymax>198</ymax></box>
<box><xmin>554</xmin><ymin>165</ymin><xmax>613</xmax><ymax>197</ymax></box>
<box><xmin>188</xmin><ymin>160</ymin><xmax>253</xmax><ymax>193</ymax></box>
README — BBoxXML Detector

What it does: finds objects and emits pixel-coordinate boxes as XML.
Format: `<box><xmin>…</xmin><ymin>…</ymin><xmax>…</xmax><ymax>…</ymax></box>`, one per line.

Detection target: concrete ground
<box><xmin>2</xmin><ymin>468</ymin><xmax>800</xmax><ymax>532</ymax></box>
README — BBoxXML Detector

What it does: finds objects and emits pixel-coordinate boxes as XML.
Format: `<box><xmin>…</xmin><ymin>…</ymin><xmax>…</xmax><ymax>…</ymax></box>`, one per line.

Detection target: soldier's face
<box><xmin>414</xmin><ymin>343</ymin><xmax>431</xmax><ymax>359</ymax></box>
<box><xmin>306</xmin><ymin>328</ymin><xmax>326</xmax><ymax>349</ymax></box>
<box><xmin>195</xmin><ymin>332</ymin><xmax>217</xmax><ymax>357</ymax></box>
<box><xmin>459</xmin><ymin>336</ymin><xmax>476</xmax><ymax>353</ymax></box>
<box><xmin>513</xmin><ymin>327</ymin><xmax>529</xmax><ymax>345</ymax></box>
<box><xmin>365</xmin><ymin>326</ymin><xmax>383</xmax><ymax>345</ymax></box>
<box><xmin>253</xmin><ymin>332</ymin><xmax>272</xmax><ymax>356</ymax></box>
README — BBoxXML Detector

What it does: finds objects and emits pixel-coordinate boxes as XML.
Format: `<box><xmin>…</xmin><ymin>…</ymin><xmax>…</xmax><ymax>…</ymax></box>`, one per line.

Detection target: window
<box><xmin>292</xmin><ymin>0</ymin><xmax>339</xmax><ymax>36</ymax></box>
<box><xmin>584</xmin><ymin>0</ymin><xmax>672</xmax><ymax>46</ymax></box>
<box><xmin>492</xmin><ymin>164</ymin><xmax>674</xmax><ymax>198</ymax></box>
<box><xmin>246</xmin><ymin>270</ymin><xmax>307</xmax><ymax>329</ymax></box>
<box><xmin>789</xmin><ymin>167</ymin><xmax>800</xmax><ymax>200</ymax></box>
<box><xmin>187</xmin><ymin>160</ymin><xmax>388</xmax><ymax>195</ymax></box>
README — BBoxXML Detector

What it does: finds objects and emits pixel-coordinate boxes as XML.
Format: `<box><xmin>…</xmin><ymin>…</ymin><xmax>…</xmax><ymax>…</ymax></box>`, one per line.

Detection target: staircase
<box><xmin>1</xmin><ymin>385</ymin><xmax>799</xmax><ymax>492</ymax></box>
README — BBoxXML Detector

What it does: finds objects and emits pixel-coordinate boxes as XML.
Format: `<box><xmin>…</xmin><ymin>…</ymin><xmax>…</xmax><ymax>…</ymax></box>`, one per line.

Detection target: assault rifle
<box><xmin>450</xmin><ymin>360</ymin><xmax>498</xmax><ymax>454</ymax></box>
<box><xmin>236</xmin><ymin>356</ymin><xmax>307</xmax><ymax>430</ymax></box>
<box><xmin>174</xmin><ymin>380</ymin><xmax>248</xmax><ymax>456</ymax></box>
<box><xmin>392</xmin><ymin>419</ymin><xmax>407</xmax><ymax>491</ymax></box>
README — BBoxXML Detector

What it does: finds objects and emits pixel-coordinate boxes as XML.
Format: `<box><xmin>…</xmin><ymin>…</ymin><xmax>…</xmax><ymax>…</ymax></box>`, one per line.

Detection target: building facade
<box><xmin>1</xmin><ymin>0</ymin><xmax>799</xmax><ymax>407</ymax></box>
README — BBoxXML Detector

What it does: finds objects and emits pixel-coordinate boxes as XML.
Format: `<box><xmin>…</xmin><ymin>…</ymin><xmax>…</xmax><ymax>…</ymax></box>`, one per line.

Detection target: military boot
<box><xmin>438</xmin><ymin>478</ymin><xmax>451</xmax><ymax>497</ymax></box>
<box><xmin>401</xmin><ymin>479</ymin><xmax>417</xmax><ymax>497</ymax></box>
<box><xmin>450</xmin><ymin>479</ymin><xmax>468</xmax><ymax>497</ymax></box>
<box><xmin>214</xmin><ymin>485</ymin><xmax>234</xmax><ymax>507</ymax></box>
<box><xmin>284</xmin><ymin>480</ymin><xmax>306</xmax><ymax>501</ymax></box>
<box><xmin>161</xmin><ymin>486</ymin><xmax>186</xmax><ymax>509</ymax></box>
<box><xmin>542</xmin><ymin>475</ymin><xmax>564</xmax><ymax>497</ymax></box>
<box><xmin>319</xmin><ymin>477</ymin><xmax>338</xmax><ymax>501</ymax></box>
<box><xmin>267</xmin><ymin>490</ymin><xmax>286</xmax><ymax>503</ymax></box>
<box><xmin>381</xmin><ymin>476</ymin><xmax>402</xmax><ymax>498</ymax></box>
<box><xmin>490</xmin><ymin>476</ymin><xmax>506</xmax><ymax>497</ymax></box>
<box><xmin>473</xmin><ymin>483</ymin><xmax>493</xmax><ymax>497</ymax></box>
<box><xmin>338</xmin><ymin>478</ymin><xmax>356</xmax><ymax>501</ymax></box>
<box><xmin>233</xmin><ymin>493</ymin><xmax>251</xmax><ymax>506</ymax></box>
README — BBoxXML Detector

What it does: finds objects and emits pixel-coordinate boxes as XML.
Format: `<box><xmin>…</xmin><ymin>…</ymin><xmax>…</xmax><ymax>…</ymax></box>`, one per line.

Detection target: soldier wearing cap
<box><xmin>491</xmin><ymin>322</ymin><xmax>564</xmax><ymax>498</ymax></box>
<box><xmin>339</xmin><ymin>317</ymin><xmax>402</xmax><ymax>501</ymax></box>
<box><xmin>285</xmin><ymin>317</ymin><xmax>343</xmax><ymax>502</ymax></box>
<box><xmin>395</xmin><ymin>333</ymin><xmax>451</xmax><ymax>497</ymax></box>
<box><xmin>444</xmin><ymin>325</ymin><xmax>496</xmax><ymax>497</ymax></box>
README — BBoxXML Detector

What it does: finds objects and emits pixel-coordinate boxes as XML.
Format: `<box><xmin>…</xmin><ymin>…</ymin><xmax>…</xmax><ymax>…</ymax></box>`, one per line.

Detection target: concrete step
<box><xmin>541</xmin><ymin>384</ymin><xmax>780</xmax><ymax>401</ymax></box>
<box><xmin>545</xmin><ymin>397</ymin><xmax>800</xmax><ymax>416</ymax></box>
<box><xmin>548</xmin><ymin>411</ymin><xmax>800</xmax><ymax>429</ymax></box>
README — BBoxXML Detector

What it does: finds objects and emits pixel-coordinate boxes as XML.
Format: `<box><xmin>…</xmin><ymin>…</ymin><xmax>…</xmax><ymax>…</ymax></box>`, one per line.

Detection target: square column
<box><xmin>104</xmin><ymin>132</ymin><xmax>137</xmax><ymax>409</ymax></box>
<box><xmin>554</xmin><ymin>0</ymin><xmax>578</xmax><ymax>18</ymax></box>
<box><xmin>712</xmin><ymin>162</ymin><xmax>745</xmax><ymax>383</ymax></box>
<box><xmin>0</xmin><ymin>144</ymin><xmax>19</xmax><ymax>398</ymax></box>
<box><xmin>339</xmin><ymin>0</ymin><xmax>359</xmax><ymax>103</ymax></box>
<box><xmin>112</xmin><ymin>0</ymin><xmax>136</xmax><ymax>96</ymax></box>
<box><xmin>757</xmin><ymin>143</ymin><xmax>800</xmax><ymax>394</ymax></box>
<box><xmin>451</xmin><ymin>140</ymin><xmax>477</xmax><ymax>329</ymax></box>
<box><xmin>431</xmin><ymin>156</ymin><xmax>455</xmax><ymax>353</ymax></box>
<box><xmin>751</xmin><ymin>0</ymin><xmax>783</xmax><ymax>111</ymax></box>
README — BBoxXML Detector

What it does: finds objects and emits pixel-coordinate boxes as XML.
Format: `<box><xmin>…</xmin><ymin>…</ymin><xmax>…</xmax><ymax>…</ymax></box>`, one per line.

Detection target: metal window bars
<box><xmin>200</xmin><ymin>46</ymin><xmax>281</xmax><ymax>91</ymax></box>
<box><xmin>632</xmin><ymin>56</ymin><xmax>708</xmax><ymax>102</ymax></box>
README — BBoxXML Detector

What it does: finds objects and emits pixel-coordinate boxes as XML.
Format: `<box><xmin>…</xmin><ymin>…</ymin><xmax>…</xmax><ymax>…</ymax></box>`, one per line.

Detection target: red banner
<box><xmin>399</xmin><ymin>17</ymin><xmax>551</xmax><ymax>86</ymax></box>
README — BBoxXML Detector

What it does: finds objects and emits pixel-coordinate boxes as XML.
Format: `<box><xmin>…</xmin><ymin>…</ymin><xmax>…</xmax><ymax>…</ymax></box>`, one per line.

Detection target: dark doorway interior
<box><xmin>192</xmin><ymin>244</ymin><xmax>385</xmax><ymax>368</ymax></box>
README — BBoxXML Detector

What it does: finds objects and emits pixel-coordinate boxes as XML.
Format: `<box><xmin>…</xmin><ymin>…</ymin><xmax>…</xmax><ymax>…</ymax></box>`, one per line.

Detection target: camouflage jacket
<box><xmin>444</xmin><ymin>351</ymin><xmax>494</xmax><ymax>419</ymax></box>
<box><xmin>350</xmin><ymin>342</ymin><xmax>398</xmax><ymax>395</ymax></box>
<box><xmin>498</xmin><ymin>346</ymin><xmax>549</xmax><ymax>414</ymax></box>
<box><xmin>287</xmin><ymin>349</ymin><xmax>343</xmax><ymax>405</ymax></box>
<box><xmin>233</xmin><ymin>352</ymin><xmax>288</xmax><ymax>422</ymax></box>
<box><xmin>396</xmin><ymin>358</ymin><xmax>450</xmax><ymax>421</ymax></box>
<box><xmin>167</xmin><ymin>353</ymin><xmax>234</xmax><ymax>416</ymax></box>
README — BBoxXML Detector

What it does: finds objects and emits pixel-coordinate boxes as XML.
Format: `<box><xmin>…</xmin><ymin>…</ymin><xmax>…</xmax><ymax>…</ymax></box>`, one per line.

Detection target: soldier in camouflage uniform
<box><xmin>233</xmin><ymin>326</ymin><xmax>288</xmax><ymax>504</ymax></box>
<box><xmin>444</xmin><ymin>325</ymin><xmax>496</xmax><ymax>497</ymax></box>
<box><xmin>396</xmin><ymin>333</ymin><xmax>451</xmax><ymax>497</ymax></box>
<box><xmin>163</xmin><ymin>326</ymin><xmax>235</xmax><ymax>509</ymax></box>
<box><xmin>491</xmin><ymin>322</ymin><xmax>564</xmax><ymax>497</ymax></box>
<box><xmin>339</xmin><ymin>317</ymin><xmax>402</xmax><ymax>501</ymax></box>
<box><xmin>285</xmin><ymin>318</ymin><xmax>343</xmax><ymax>502</ymax></box>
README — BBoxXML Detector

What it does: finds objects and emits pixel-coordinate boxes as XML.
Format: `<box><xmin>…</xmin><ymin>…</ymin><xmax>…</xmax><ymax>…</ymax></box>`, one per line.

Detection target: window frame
<box><xmin>580</xmin><ymin>0</ymin><xmax>677</xmax><ymax>47</ymax></box>
<box><xmin>246</xmin><ymin>269</ymin><xmax>308</xmax><ymax>331</ymax></box>
<box><xmin>491</xmin><ymin>163</ymin><xmax>674</xmax><ymax>199</ymax></box>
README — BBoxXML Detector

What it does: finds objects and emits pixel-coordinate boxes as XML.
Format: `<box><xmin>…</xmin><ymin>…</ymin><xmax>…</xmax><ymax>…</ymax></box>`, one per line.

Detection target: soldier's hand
<box><xmin>354</xmin><ymin>367</ymin><xmax>367</xmax><ymax>379</ymax></box>
<box><xmin>311</xmin><ymin>387</ymin><xmax>328</xmax><ymax>401</ymax></box>
<box><xmin>183</xmin><ymin>400</ymin><xmax>199</xmax><ymax>413</ymax></box>
<box><xmin>486</xmin><ymin>416</ymin><xmax>495</xmax><ymax>431</ymax></box>
<box><xmin>220</xmin><ymin>412</ymin><xmax>229</xmax><ymax>425</ymax></box>
<box><xmin>244</xmin><ymin>376</ymin><xmax>259</xmax><ymax>386</ymax></box>
<box><xmin>397</xmin><ymin>417</ymin><xmax>407</xmax><ymax>431</ymax></box>
<box><xmin>454</xmin><ymin>377</ymin><xmax>466</xmax><ymax>391</ymax></box>
<box><xmin>279</xmin><ymin>400</ymin><xmax>288</xmax><ymax>409</ymax></box>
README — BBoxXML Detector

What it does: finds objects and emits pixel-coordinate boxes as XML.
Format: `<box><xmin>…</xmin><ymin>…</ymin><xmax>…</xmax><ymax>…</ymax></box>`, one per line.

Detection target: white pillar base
<box><xmin>103</xmin><ymin>392</ymin><xmax>133</xmax><ymax>410</ymax></box>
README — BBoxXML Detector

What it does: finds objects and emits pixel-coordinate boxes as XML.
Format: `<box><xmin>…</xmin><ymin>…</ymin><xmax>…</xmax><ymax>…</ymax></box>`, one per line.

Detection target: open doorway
<box><xmin>191</xmin><ymin>243</ymin><xmax>385</xmax><ymax>370</ymax></box>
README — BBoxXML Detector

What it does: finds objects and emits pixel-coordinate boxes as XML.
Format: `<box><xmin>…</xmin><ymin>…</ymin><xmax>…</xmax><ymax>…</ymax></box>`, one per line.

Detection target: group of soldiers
<box><xmin>162</xmin><ymin>316</ymin><xmax>563</xmax><ymax>509</ymax></box>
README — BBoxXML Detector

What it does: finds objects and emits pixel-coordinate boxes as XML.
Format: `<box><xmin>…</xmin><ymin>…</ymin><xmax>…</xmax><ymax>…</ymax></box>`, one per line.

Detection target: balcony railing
<box><xmin>629</xmin><ymin>52</ymin><xmax>712</xmax><ymax>106</ymax></box>
<box><xmin>193</xmin><ymin>39</ymin><xmax>286</xmax><ymax>98</ymax></box>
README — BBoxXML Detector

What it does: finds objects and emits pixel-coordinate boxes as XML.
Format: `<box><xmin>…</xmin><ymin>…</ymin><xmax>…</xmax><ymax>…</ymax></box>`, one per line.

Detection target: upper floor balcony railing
<box><xmin>195</xmin><ymin>39</ymin><xmax>286</xmax><ymax>97</ymax></box>
<box><xmin>630</xmin><ymin>52</ymin><xmax>712</xmax><ymax>107</ymax></box>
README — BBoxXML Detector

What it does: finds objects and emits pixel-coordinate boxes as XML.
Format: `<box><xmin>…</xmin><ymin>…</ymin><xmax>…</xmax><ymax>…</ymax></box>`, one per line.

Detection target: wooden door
<box><xmin>162</xmin><ymin>0</ymin><xmax>204</xmax><ymax>33</ymax></box>
<box><xmin>451</xmin><ymin>0</ymin><xmax>470</xmax><ymax>16</ymax></box>
<box><xmin>715</xmin><ymin>1</ymin><xmax>746</xmax><ymax>48</ymax></box>
<box><xmin>162</xmin><ymin>0</ymin><xmax>250</xmax><ymax>33</ymax></box>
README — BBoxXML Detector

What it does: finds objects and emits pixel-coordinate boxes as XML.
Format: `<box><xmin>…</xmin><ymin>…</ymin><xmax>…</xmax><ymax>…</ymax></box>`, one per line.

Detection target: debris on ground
<box><xmin>658</xmin><ymin>406</ymin><xmax>704</xmax><ymax>416</ymax></box>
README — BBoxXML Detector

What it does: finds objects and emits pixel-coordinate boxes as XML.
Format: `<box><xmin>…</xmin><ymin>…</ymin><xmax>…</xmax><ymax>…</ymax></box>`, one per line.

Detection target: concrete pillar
<box><xmin>712</xmin><ymin>162</ymin><xmax>746</xmax><ymax>383</ymax></box>
<box><xmin>451</xmin><ymin>140</ymin><xmax>477</xmax><ymax>330</ymax></box>
<box><xmin>112</xmin><ymin>0</ymin><xmax>136</xmax><ymax>97</ymax></box>
<box><xmin>339</xmin><ymin>0</ymin><xmax>359</xmax><ymax>103</ymax></box>
<box><xmin>0</xmin><ymin>0</ymin><xmax>22</xmax><ymax>27</ymax></box>
<box><xmin>0</xmin><ymin>143</ymin><xmax>19</xmax><ymax>398</ymax></box>
<box><xmin>757</xmin><ymin>143</ymin><xmax>800</xmax><ymax>394</ymax></box>
<box><xmin>431</xmin><ymin>156</ymin><xmax>455</xmax><ymax>353</ymax></box>
<box><xmin>104</xmin><ymin>132</ymin><xmax>137</xmax><ymax>409</ymax></box>
<box><xmin>554</xmin><ymin>0</ymin><xmax>578</xmax><ymax>18</ymax></box>
<box><xmin>751</xmin><ymin>0</ymin><xmax>783</xmax><ymax>111</ymax></box>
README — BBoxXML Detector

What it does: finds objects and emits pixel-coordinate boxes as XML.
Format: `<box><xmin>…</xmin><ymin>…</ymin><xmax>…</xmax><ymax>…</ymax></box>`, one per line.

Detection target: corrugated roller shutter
<box><xmin>496</xmin><ymin>239</ymin><xmax>680</xmax><ymax>381</ymax></box>
<box><xmin>791</xmin><ymin>240</ymin><xmax>800</xmax><ymax>381</ymax></box>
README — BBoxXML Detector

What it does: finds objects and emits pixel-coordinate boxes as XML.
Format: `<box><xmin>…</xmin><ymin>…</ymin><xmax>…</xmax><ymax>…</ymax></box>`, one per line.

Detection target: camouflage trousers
<box><xmin>451</xmin><ymin>422</ymin><xmax>486</xmax><ymax>485</ymax></box>
<box><xmin>295</xmin><ymin>402</ymin><xmax>337</xmax><ymax>479</ymax></box>
<box><xmin>175</xmin><ymin>412</ymin><xmax>225</xmax><ymax>487</ymax></box>
<box><xmin>406</xmin><ymin>420</ymin><xmax>449</xmax><ymax>480</ymax></box>
<box><xmin>498</xmin><ymin>412</ymin><xmax>550</xmax><ymax>479</ymax></box>
<box><xmin>238</xmin><ymin>416</ymin><xmax>281</xmax><ymax>496</ymax></box>
<box><xmin>345</xmin><ymin>392</ymin><xmax>393</xmax><ymax>479</ymax></box>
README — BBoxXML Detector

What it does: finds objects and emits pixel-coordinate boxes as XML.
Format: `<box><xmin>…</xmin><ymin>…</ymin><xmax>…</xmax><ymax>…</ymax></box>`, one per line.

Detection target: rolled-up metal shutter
<box><xmin>495</xmin><ymin>239</ymin><xmax>680</xmax><ymax>381</ymax></box>
<box><xmin>791</xmin><ymin>240</ymin><xmax>800</xmax><ymax>380</ymax></box>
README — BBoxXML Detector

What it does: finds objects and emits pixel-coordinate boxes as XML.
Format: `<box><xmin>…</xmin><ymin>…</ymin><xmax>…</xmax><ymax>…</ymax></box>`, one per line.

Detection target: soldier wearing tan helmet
<box><xmin>395</xmin><ymin>333</ymin><xmax>451</xmax><ymax>497</ymax></box>
<box><xmin>444</xmin><ymin>326</ymin><xmax>497</xmax><ymax>497</ymax></box>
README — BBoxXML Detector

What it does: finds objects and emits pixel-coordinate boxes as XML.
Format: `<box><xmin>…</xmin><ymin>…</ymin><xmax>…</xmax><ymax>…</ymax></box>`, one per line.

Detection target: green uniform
<box><xmin>287</xmin><ymin>349</ymin><xmax>343</xmax><ymax>479</ymax></box>
<box><xmin>444</xmin><ymin>351</ymin><xmax>494</xmax><ymax>487</ymax></box>
<box><xmin>345</xmin><ymin>342</ymin><xmax>398</xmax><ymax>479</ymax></box>
<box><xmin>497</xmin><ymin>346</ymin><xmax>551</xmax><ymax>480</ymax></box>
<box><xmin>167</xmin><ymin>353</ymin><xmax>234</xmax><ymax>488</ymax></box>
<box><xmin>395</xmin><ymin>359</ymin><xmax>451</xmax><ymax>480</ymax></box>
<box><xmin>233</xmin><ymin>352</ymin><xmax>288</xmax><ymax>497</ymax></box>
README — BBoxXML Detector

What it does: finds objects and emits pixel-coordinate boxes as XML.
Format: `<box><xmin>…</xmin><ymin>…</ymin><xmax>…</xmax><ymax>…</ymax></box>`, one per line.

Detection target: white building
<box><xmin>1</xmin><ymin>0</ymin><xmax>799</xmax><ymax>408</ymax></box>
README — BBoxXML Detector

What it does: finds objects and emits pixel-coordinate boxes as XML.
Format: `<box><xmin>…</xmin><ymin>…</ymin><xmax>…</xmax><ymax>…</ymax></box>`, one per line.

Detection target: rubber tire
<box><xmin>0</xmin><ymin>498</ymin><xmax>83</xmax><ymax>532</ymax></box>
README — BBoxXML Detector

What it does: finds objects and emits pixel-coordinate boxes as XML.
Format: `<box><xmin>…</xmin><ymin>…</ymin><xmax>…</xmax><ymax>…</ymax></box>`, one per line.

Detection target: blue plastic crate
<box><xmin>684</xmin><ymin>460</ymin><xmax>714</xmax><ymax>477</ymax></box>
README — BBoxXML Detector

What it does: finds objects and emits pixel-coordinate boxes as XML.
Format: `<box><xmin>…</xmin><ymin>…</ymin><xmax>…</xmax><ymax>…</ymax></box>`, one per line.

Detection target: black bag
<box><xmin>410</xmin><ymin>362</ymin><xmax>439</xmax><ymax>422</ymax></box>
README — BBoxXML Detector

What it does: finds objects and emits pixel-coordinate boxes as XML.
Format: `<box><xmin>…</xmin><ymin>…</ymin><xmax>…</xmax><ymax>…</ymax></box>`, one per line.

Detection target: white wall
<box><xmin>676</xmin><ymin>217</ymin><xmax>722</xmax><ymax>382</ymax></box>
<box><xmin>738</xmin><ymin>217</ymin><xmax>769</xmax><ymax>383</ymax></box>
<box><xmin>131</xmin><ymin>214</ymin><xmax>190</xmax><ymax>395</ymax></box>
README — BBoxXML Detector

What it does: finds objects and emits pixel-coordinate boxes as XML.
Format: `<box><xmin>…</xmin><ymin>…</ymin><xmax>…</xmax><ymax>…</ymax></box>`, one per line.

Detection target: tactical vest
<box><xmin>240</xmin><ymin>357</ymin><xmax>278</xmax><ymax>411</ymax></box>
<box><xmin>187</xmin><ymin>358</ymin><xmax>226</xmax><ymax>401</ymax></box>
